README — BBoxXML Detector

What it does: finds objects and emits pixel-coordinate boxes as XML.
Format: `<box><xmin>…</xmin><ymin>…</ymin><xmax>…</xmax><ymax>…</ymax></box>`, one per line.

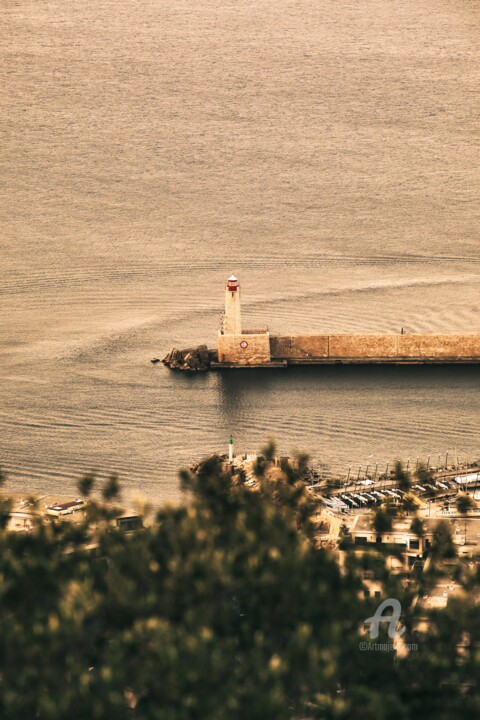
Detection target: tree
<box><xmin>455</xmin><ymin>493</ymin><xmax>476</xmax><ymax>516</ymax></box>
<box><xmin>394</xmin><ymin>460</ymin><xmax>411</xmax><ymax>491</ymax></box>
<box><xmin>102</xmin><ymin>473</ymin><xmax>121</xmax><ymax>502</ymax></box>
<box><xmin>430</xmin><ymin>519</ymin><xmax>457</xmax><ymax>561</ymax></box>
<box><xmin>0</xmin><ymin>455</ymin><xmax>478</xmax><ymax>719</ymax></box>
<box><xmin>78</xmin><ymin>471</ymin><xmax>96</xmax><ymax>497</ymax></box>
<box><xmin>373</xmin><ymin>506</ymin><xmax>393</xmax><ymax>535</ymax></box>
<box><xmin>0</xmin><ymin>457</ymin><xmax>363</xmax><ymax>719</ymax></box>
<box><xmin>414</xmin><ymin>462</ymin><xmax>434</xmax><ymax>484</ymax></box>
<box><xmin>410</xmin><ymin>515</ymin><xmax>425</xmax><ymax>538</ymax></box>
<box><xmin>401</xmin><ymin>492</ymin><xmax>421</xmax><ymax>515</ymax></box>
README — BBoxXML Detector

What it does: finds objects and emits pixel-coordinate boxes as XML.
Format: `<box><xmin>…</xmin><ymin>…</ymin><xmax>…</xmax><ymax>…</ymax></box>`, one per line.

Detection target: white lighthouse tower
<box><xmin>223</xmin><ymin>275</ymin><xmax>242</xmax><ymax>335</ymax></box>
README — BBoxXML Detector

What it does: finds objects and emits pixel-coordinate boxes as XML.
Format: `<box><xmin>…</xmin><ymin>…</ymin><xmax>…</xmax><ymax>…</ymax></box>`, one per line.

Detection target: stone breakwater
<box><xmin>162</xmin><ymin>333</ymin><xmax>480</xmax><ymax>370</ymax></box>
<box><xmin>268</xmin><ymin>333</ymin><xmax>480</xmax><ymax>364</ymax></box>
<box><xmin>163</xmin><ymin>276</ymin><xmax>480</xmax><ymax>370</ymax></box>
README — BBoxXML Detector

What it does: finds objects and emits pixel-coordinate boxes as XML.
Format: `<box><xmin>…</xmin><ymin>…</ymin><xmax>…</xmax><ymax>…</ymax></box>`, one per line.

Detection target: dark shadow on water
<box><xmin>214</xmin><ymin>363</ymin><xmax>480</xmax><ymax>436</ymax></box>
<box><xmin>216</xmin><ymin>368</ymin><xmax>288</xmax><ymax>414</ymax></box>
<box><xmin>216</xmin><ymin>363</ymin><xmax>480</xmax><ymax>395</ymax></box>
<box><xmin>164</xmin><ymin>364</ymin><xmax>480</xmax><ymax>429</ymax></box>
<box><xmin>162</xmin><ymin>366</ymin><xmax>211</xmax><ymax>386</ymax></box>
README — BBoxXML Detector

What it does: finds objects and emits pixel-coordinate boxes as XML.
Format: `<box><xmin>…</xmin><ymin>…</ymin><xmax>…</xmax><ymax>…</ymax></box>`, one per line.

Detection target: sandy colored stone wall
<box><xmin>329</xmin><ymin>335</ymin><xmax>398</xmax><ymax>357</ymax></box>
<box><xmin>270</xmin><ymin>335</ymin><xmax>329</xmax><ymax>358</ymax></box>
<box><xmin>398</xmin><ymin>334</ymin><xmax>480</xmax><ymax>357</ymax></box>
<box><xmin>270</xmin><ymin>334</ymin><xmax>396</xmax><ymax>358</ymax></box>
<box><xmin>218</xmin><ymin>332</ymin><xmax>271</xmax><ymax>364</ymax></box>
<box><xmin>269</xmin><ymin>334</ymin><xmax>480</xmax><ymax>360</ymax></box>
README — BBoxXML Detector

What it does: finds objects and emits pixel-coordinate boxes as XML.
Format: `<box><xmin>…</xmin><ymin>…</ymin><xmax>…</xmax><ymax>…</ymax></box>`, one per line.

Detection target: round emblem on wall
<box><xmin>240</xmin><ymin>340</ymin><xmax>249</xmax><ymax>349</ymax></box>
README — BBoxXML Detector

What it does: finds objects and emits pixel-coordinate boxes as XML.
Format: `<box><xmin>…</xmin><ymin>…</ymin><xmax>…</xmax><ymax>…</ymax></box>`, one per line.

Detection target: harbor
<box><xmin>195</xmin><ymin>436</ymin><xmax>480</xmax><ymax>516</ymax></box>
<box><xmin>193</xmin><ymin>438</ymin><xmax>480</xmax><ymax>575</ymax></box>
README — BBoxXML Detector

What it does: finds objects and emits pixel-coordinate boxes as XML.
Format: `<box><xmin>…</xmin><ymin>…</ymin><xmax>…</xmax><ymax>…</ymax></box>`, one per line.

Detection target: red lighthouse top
<box><xmin>226</xmin><ymin>275</ymin><xmax>239</xmax><ymax>292</ymax></box>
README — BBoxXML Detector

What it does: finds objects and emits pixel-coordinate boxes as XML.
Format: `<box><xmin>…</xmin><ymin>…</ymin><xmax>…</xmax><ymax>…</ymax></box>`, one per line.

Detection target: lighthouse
<box><xmin>217</xmin><ymin>275</ymin><xmax>271</xmax><ymax>364</ymax></box>
<box><xmin>223</xmin><ymin>275</ymin><xmax>242</xmax><ymax>335</ymax></box>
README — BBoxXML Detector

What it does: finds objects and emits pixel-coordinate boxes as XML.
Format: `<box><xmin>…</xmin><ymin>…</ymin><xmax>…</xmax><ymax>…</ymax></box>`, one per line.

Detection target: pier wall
<box><xmin>270</xmin><ymin>335</ymin><xmax>399</xmax><ymax>359</ymax></box>
<box><xmin>270</xmin><ymin>335</ymin><xmax>329</xmax><ymax>358</ymax></box>
<box><xmin>270</xmin><ymin>334</ymin><xmax>480</xmax><ymax>361</ymax></box>
<box><xmin>330</xmin><ymin>335</ymin><xmax>398</xmax><ymax>358</ymax></box>
<box><xmin>214</xmin><ymin>333</ymin><xmax>480</xmax><ymax>366</ymax></box>
<box><xmin>398</xmin><ymin>334</ymin><xmax>480</xmax><ymax>357</ymax></box>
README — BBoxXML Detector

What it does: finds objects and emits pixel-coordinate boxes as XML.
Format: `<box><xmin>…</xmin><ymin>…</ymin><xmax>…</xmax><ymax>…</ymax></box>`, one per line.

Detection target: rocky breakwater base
<box><xmin>161</xmin><ymin>345</ymin><xmax>214</xmax><ymax>372</ymax></box>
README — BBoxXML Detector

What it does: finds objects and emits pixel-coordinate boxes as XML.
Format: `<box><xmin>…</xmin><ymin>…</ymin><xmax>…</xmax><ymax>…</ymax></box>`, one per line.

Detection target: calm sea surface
<box><xmin>1</xmin><ymin>0</ymin><xmax>479</xmax><ymax>502</ymax></box>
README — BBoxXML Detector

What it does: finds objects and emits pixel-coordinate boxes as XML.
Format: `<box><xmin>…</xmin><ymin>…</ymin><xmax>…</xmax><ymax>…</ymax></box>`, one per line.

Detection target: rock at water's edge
<box><xmin>162</xmin><ymin>345</ymin><xmax>212</xmax><ymax>371</ymax></box>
